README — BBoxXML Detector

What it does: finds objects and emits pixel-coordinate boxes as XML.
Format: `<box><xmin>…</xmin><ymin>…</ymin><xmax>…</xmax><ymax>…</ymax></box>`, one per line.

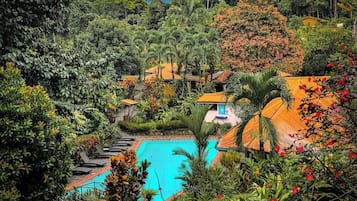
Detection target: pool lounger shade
<box><xmin>71</xmin><ymin>165</ymin><xmax>92</xmax><ymax>175</ymax></box>
<box><xmin>79</xmin><ymin>152</ymin><xmax>107</xmax><ymax>167</ymax></box>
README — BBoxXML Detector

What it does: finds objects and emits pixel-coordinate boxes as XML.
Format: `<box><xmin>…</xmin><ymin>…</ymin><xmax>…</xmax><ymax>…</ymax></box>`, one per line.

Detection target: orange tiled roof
<box><xmin>213</xmin><ymin>70</ymin><xmax>234</xmax><ymax>83</ymax></box>
<box><xmin>217</xmin><ymin>76</ymin><xmax>333</xmax><ymax>152</ymax></box>
<box><xmin>196</xmin><ymin>91</ymin><xmax>234</xmax><ymax>103</ymax></box>
<box><xmin>145</xmin><ymin>63</ymin><xmax>182</xmax><ymax>80</ymax></box>
<box><xmin>120</xmin><ymin>99</ymin><xmax>137</xmax><ymax>106</ymax></box>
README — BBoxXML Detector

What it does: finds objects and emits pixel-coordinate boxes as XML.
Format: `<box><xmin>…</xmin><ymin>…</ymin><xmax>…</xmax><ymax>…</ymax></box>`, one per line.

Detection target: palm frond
<box><xmin>173</xmin><ymin>148</ymin><xmax>195</xmax><ymax>161</ymax></box>
<box><xmin>235</xmin><ymin>114</ymin><xmax>255</xmax><ymax>152</ymax></box>
<box><xmin>261</xmin><ymin>116</ymin><xmax>278</xmax><ymax>151</ymax></box>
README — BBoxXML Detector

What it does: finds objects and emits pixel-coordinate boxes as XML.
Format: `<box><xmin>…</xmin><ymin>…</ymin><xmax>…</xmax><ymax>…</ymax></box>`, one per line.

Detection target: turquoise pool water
<box><xmin>78</xmin><ymin>139</ymin><xmax>218</xmax><ymax>201</ymax></box>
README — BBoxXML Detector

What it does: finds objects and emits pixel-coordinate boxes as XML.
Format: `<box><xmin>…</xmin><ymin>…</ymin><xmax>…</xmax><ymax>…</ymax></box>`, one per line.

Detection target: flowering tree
<box><xmin>290</xmin><ymin>45</ymin><xmax>357</xmax><ymax>200</ymax></box>
<box><xmin>212</xmin><ymin>0</ymin><xmax>303</xmax><ymax>74</ymax></box>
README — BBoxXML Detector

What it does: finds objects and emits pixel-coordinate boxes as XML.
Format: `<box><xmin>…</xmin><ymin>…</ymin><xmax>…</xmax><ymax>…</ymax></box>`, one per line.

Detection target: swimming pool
<box><xmin>78</xmin><ymin>139</ymin><xmax>218</xmax><ymax>201</ymax></box>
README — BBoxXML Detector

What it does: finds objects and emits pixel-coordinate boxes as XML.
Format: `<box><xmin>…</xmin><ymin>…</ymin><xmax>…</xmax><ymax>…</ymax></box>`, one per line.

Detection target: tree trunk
<box><xmin>258</xmin><ymin>112</ymin><xmax>265</xmax><ymax>157</ymax></box>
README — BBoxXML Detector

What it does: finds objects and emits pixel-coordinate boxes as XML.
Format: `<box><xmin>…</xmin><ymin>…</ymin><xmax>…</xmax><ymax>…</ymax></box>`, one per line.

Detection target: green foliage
<box><xmin>220</xmin><ymin>150</ymin><xmax>242</xmax><ymax>169</ymax></box>
<box><xmin>177</xmin><ymin>104</ymin><xmax>214</xmax><ymax>157</ymax></box>
<box><xmin>63</xmin><ymin>188</ymin><xmax>104</xmax><ymax>201</ymax></box>
<box><xmin>0</xmin><ymin>63</ymin><xmax>72</xmax><ymax>200</ymax></box>
<box><xmin>218</xmin><ymin>122</ymin><xmax>232</xmax><ymax>134</ymax></box>
<box><xmin>0</xmin><ymin>0</ymin><xmax>71</xmax><ymax>58</ymax></box>
<box><xmin>118</xmin><ymin>120</ymin><xmax>185</xmax><ymax>133</ymax></box>
<box><xmin>73</xmin><ymin>134</ymin><xmax>100</xmax><ymax>157</ymax></box>
<box><xmin>142</xmin><ymin>189</ymin><xmax>158</xmax><ymax>201</ymax></box>
<box><xmin>105</xmin><ymin>150</ymin><xmax>150</xmax><ymax>201</ymax></box>
<box><xmin>142</xmin><ymin>0</ymin><xmax>170</xmax><ymax>29</ymax></box>
<box><xmin>298</xmin><ymin>23</ymin><xmax>354</xmax><ymax>75</ymax></box>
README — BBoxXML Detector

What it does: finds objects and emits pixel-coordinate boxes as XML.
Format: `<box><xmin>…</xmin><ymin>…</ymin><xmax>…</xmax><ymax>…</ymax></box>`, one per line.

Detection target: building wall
<box><xmin>204</xmin><ymin>104</ymin><xmax>241</xmax><ymax>126</ymax></box>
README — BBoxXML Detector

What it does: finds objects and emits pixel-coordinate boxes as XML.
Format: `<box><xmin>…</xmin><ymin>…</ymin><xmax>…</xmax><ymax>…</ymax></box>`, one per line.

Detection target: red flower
<box><xmin>306</xmin><ymin>174</ymin><xmax>314</xmax><ymax>181</ymax></box>
<box><xmin>327</xmin><ymin>63</ymin><xmax>334</xmax><ymax>68</ymax></box>
<box><xmin>279</xmin><ymin>152</ymin><xmax>285</xmax><ymax>157</ymax></box>
<box><xmin>325</xmin><ymin>140</ymin><xmax>335</xmax><ymax>146</ymax></box>
<box><xmin>337</xmin><ymin>63</ymin><xmax>344</xmax><ymax>69</ymax></box>
<box><xmin>292</xmin><ymin>185</ymin><xmax>299</xmax><ymax>195</ymax></box>
<box><xmin>340</xmin><ymin>89</ymin><xmax>349</xmax><ymax>95</ymax></box>
<box><xmin>308</xmin><ymin>77</ymin><xmax>311</xmax><ymax>82</ymax></box>
<box><xmin>268</xmin><ymin>198</ymin><xmax>278</xmax><ymax>201</ymax></box>
<box><xmin>288</xmin><ymin>133</ymin><xmax>295</xmax><ymax>138</ymax></box>
<box><xmin>322</xmin><ymin>77</ymin><xmax>327</xmax><ymax>82</ymax></box>
<box><xmin>298</xmin><ymin>164</ymin><xmax>304</xmax><ymax>169</ymax></box>
<box><xmin>339</xmin><ymin>43</ymin><xmax>345</xmax><ymax>49</ymax></box>
<box><xmin>315</xmin><ymin>112</ymin><xmax>321</xmax><ymax>117</ymax></box>
<box><xmin>334</xmin><ymin>171</ymin><xmax>339</xmax><ymax>178</ymax></box>
<box><xmin>275</xmin><ymin>145</ymin><xmax>280</xmax><ymax>152</ymax></box>
<box><xmin>305</xmin><ymin>168</ymin><xmax>313</xmax><ymax>174</ymax></box>
<box><xmin>349</xmin><ymin>150</ymin><xmax>357</xmax><ymax>160</ymax></box>
<box><xmin>296</xmin><ymin>146</ymin><xmax>304</xmax><ymax>152</ymax></box>
<box><xmin>340</xmin><ymin>96</ymin><xmax>349</xmax><ymax>103</ymax></box>
<box><xmin>347</xmin><ymin>49</ymin><xmax>352</xmax><ymax>56</ymax></box>
<box><xmin>216</xmin><ymin>194</ymin><xmax>222</xmax><ymax>199</ymax></box>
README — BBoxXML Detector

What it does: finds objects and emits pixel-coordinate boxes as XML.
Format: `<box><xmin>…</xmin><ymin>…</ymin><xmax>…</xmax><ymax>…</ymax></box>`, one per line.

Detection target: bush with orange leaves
<box><xmin>105</xmin><ymin>150</ymin><xmax>150</xmax><ymax>201</ymax></box>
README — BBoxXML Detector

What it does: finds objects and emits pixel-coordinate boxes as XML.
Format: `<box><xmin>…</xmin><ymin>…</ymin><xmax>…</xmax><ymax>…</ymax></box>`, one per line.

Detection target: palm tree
<box><xmin>226</xmin><ymin>69</ymin><xmax>292</xmax><ymax>156</ymax></box>
<box><xmin>173</xmin><ymin>104</ymin><xmax>214</xmax><ymax>200</ymax></box>
<box><xmin>133</xmin><ymin>29</ymin><xmax>155</xmax><ymax>81</ymax></box>
<box><xmin>174</xmin><ymin>104</ymin><xmax>214</xmax><ymax>159</ymax></box>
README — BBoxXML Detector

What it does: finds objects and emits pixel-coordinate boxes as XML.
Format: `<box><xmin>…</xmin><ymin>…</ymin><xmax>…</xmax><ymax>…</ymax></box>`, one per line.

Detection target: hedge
<box><xmin>117</xmin><ymin>120</ymin><xmax>186</xmax><ymax>133</ymax></box>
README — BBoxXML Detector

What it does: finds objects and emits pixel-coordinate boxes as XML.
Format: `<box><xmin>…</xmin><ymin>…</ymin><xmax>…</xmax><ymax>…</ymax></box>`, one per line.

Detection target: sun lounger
<box><xmin>79</xmin><ymin>152</ymin><xmax>107</xmax><ymax>167</ymax></box>
<box><xmin>115</xmin><ymin>136</ymin><xmax>136</xmax><ymax>141</ymax></box>
<box><xmin>104</xmin><ymin>146</ymin><xmax>129</xmax><ymax>152</ymax></box>
<box><xmin>94</xmin><ymin>145</ymin><xmax>120</xmax><ymax>158</ymax></box>
<box><xmin>71</xmin><ymin>165</ymin><xmax>92</xmax><ymax>175</ymax></box>
<box><xmin>112</xmin><ymin>141</ymin><xmax>133</xmax><ymax>146</ymax></box>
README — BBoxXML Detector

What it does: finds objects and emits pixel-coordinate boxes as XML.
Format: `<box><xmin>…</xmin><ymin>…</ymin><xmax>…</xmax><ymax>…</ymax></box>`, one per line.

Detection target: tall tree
<box><xmin>142</xmin><ymin>0</ymin><xmax>170</xmax><ymax>30</ymax></box>
<box><xmin>0</xmin><ymin>0</ymin><xmax>71</xmax><ymax>59</ymax></box>
<box><xmin>0</xmin><ymin>63</ymin><xmax>72</xmax><ymax>200</ymax></box>
<box><xmin>163</xmin><ymin>0</ymin><xmax>209</xmax><ymax>28</ymax></box>
<box><xmin>226</xmin><ymin>69</ymin><xmax>292</xmax><ymax>155</ymax></box>
<box><xmin>212</xmin><ymin>0</ymin><xmax>304</xmax><ymax>74</ymax></box>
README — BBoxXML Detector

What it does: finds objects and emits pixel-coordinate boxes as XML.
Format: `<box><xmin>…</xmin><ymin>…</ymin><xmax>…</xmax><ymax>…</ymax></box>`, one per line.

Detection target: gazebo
<box><xmin>120</xmin><ymin>99</ymin><xmax>137</xmax><ymax>121</ymax></box>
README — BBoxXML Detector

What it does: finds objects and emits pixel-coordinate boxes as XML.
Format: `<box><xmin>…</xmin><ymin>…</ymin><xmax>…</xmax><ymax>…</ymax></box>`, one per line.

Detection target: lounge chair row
<box><xmin>71</xmin><ymin>136</ymin><xmax>136</xmax><ymax>175</ymax></box>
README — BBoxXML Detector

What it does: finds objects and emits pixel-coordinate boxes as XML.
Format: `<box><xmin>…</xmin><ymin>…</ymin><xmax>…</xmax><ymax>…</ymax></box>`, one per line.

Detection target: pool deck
<box><xmin>66</xmin><ymin>135</ymin><xmax>222</xmax><ymax>200</ymax></box>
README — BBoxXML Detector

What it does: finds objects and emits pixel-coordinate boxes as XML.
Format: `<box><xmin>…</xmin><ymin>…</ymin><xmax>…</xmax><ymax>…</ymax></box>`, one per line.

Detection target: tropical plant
<box><xmin>176</xmin><ymin>104</ymin><xmax>215</xmax><ymax>157</ymax></box>
<box><xmin>0</xmin><ymin>63</ymin><xmax>73</xmax><ymax>200</ymax></box>
<box><xmin>105</xmin><ymin>150</ymin><xmax>150</xmax><ymax>201</ymax></box>
<box><xmin>226</xmin><ymin>69</ymin><xmax>292</xmax><ymax>155</ymax></box>
<box><xmin>173</xmin><ymin>104</ymin><xmax>216</xmax><ymax>200</ymax></box>
<box><xmin>298</xmin><ymin>23</ymin><xmax>354</xmax><ymax>75</ymax></box>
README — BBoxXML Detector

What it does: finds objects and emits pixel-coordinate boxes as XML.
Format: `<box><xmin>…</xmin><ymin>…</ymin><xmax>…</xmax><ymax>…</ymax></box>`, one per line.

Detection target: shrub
<box><xmin>105</xmin><ymin>150</ymin><xmax>150</xmax><ymax>201</ymax></box>
<box><xmin>220</xmin><ymin>150</ymin><xmax>242</xmax><ymax>169</ymax></box>
<box><xmin>73</xmin><ymin>134</ymin><xmax>100</xmax><ymax>157</ymax></box>
<box><xmin>118</xmin><ymin>120</ymin><xmax>185</xmax><ymax>133</ymax></box>
<box><xmin>219</xmin><ymin>123</ymin><xmax>232</xmax><ymax>134</ymax></box>
<box><xmin>0</xmin><ymin>63</ymin><xmax>72</xmax><ymax>200</ymax></box>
